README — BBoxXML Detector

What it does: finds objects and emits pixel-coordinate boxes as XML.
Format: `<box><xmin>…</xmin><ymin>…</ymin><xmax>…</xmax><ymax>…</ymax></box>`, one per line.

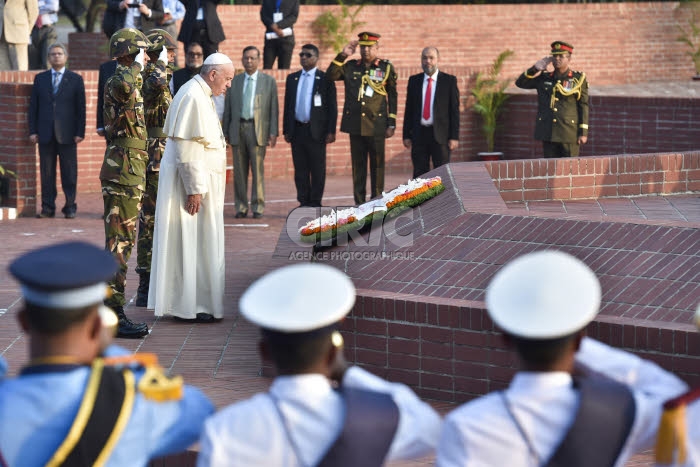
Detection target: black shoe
<box><xmin>195</xmin><ymin>313</ymin><xmax>220</xmax><ymax>323</ymax></box>
<box><xmin>253</xmin><ymin>213</ymin><xmax>263</xmax><ymax>219</ymax></box>
<box><xmin>135</xmin><ymin>273</ymin><xmax>150</xmax><ymax>307</ymax></box>
<box><xmin>235</xmin><ymin>212</ymin><xmax>247</xmax><ymax>218</ymax></box>
<box><xmin>64</xmin><ymin>211</ymin><xmax>76</xmax><ymax>219</ymax></box>
<box><xmin>113</xmin><ymin>306</ymin><xmax>149</xmax><ymax>338</ymax></box>
<box><xmin>36</xmin><ymin>211</ymin><xmax>55</xmax><ymax>218</ymax></box>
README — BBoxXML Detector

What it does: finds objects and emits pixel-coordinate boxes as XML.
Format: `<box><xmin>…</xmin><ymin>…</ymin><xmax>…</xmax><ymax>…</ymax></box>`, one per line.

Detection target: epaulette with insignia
<box><xmin>137</xmin><ymin>365</ymin><xmax>184</xmax><ymax>402</ymax></box>
<box><xmin>105</xmin><ymin>352</ymin><xmax>184</xmax><ymax>401</ymax></box>
<box><xmin>655</xmin><ymin>387</ymin><xmax>700</xmax><ymax>465</ymax></box>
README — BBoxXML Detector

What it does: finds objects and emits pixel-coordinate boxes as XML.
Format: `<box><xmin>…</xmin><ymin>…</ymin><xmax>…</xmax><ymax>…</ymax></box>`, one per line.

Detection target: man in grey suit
<box><xmin>223</xmin><ymin>45</ymin><xmax>278</xmax><ymax>219</ymax></box>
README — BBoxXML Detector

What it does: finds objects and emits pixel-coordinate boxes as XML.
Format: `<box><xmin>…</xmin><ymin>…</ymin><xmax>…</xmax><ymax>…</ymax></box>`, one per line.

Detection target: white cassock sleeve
<box><xmin>170</xmin><ymin>138</ymin><xmax>209</xmax><ymax>197</ymax></box>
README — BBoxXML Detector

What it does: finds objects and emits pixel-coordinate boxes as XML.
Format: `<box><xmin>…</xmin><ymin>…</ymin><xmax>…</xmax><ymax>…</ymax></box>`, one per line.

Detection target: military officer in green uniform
<box><xmin>99</xmin><ymin>28</ymin><xmax>151</xmax><ymax>338</ymax></box>
<box><xmin>135</xmin><ymin>29</ymin><xmax>177</xmax><ymax>307</ymax></box>
<box><xmin>327</xmin><ymin>32</ymin><xmax>397</xmax><ymax>205</ymax></box>
<box><xmin>515</xmin><ymin>41</ymin><xmax>589</xmax><ymax>158</ymax></box>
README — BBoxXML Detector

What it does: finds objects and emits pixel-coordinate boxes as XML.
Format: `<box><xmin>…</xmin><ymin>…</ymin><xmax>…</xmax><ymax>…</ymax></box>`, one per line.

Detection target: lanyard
<box><xmin>268</xmin><ymin>392</ymin><xmax>308</xmax><ymax>467</ymax></box>
<box><xmin>275</xmin><ymin>0</ymin><xmax>282</xmax><ymax>12</ymax></box>
<box><xmin>500</xmin><ymin>392</ymin><xmax>541</xmax><ymax>466</ymax></box>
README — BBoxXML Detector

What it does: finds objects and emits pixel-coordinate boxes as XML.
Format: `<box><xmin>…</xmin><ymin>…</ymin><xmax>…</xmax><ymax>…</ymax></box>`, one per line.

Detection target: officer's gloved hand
<box><xmin>158</xmin><ymin>46</ymin><xmax>168</xmax><ymax>64</ymax></box>
<box><xmin>135</xmin><ymin>48</ymin><xmax>146</xmax><ymax>68</ymax></box>
<box><xmin>534</xmin><ymin>56</ymin><xmax>550</xmax><ymax>71</ymax></box>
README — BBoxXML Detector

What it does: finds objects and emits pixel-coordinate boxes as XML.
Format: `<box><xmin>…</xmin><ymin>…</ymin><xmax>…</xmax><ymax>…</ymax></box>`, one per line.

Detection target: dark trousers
<box><xmin>29</xmin><ymin>25</ymin><xmax>58</xmax><ymax>70</ymax></box>
<box><xmin>38</xmin><ymin>137</ymin><xmax>77</xmax><ymax>214</ymax></box>
<box><xmin>186</xmin><ymin>21</ymin><xmax>220</xmax><ymax>59</ymax></box>
<box><xmin>410</xmin><ymin>125</ymin><xmax>450</xmax><ymax>178</ymax></box>
<box><xmin>349</xmin><ymin>134</ymin><xmax>385</xmax><ymax>205</ymax></box>
<box><xmin>542</xmin><ymin>140</ymin><xmax>579</xmax><ymax>158</ymax></box>
<box><xmin>263</xmin><ymin>35</ymin><xmax>295</xmax><ymax>69</ymax></box>
<box><xmin>291</xmin><ymin>122</ymin><xmax>326</xmax><ymax>207</ymax></box>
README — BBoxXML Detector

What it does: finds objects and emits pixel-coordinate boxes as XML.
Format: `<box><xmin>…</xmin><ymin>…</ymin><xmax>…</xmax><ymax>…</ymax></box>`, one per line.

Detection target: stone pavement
<box><xmin>0</xmin><ymin>168</ymin><xmax>672</xmax><ymax>466</ymax></box>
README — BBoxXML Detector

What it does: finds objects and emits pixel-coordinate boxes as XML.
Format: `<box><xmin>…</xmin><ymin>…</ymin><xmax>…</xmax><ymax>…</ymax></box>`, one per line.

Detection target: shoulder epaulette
<box><xmin>137</xmin><ymin>365</ymin><xmax>184</xmax><ymax>402</ymax></box>
<box><xmin>103</xmin><ymin>353</ymin><xmax>159</xmax><ymax>369</ymax></box>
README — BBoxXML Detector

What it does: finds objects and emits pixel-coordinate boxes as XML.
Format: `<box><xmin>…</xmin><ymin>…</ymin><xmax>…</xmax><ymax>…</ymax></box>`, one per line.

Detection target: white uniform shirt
<box><xmin>197</xmin><ymin>366</ymin><xmax>442</xmax><ymax>466</ymax></box>
<box><xmin>437</xmin><ymin>338</ymin><xmax>689</xmax><ymax>467</ymax></box>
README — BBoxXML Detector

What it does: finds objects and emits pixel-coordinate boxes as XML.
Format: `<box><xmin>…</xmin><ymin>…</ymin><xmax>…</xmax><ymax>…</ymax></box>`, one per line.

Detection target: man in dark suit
<box><xmin>171</xmin><ymin>41</ymin><xmax>203</xmax><ymax>95</ymax></box>
<box><xmin>403</xmin><ymin>46</ymin><xmax>459</xmax><ymax>178</ymax></box>
<box><xmin>283</xmin><ymin>44</ymin><xmax>336</xmax><ymax>207</ymax></box>
<box><xmin>177</xmin><ymin>0</ymin><xmax>225</xmax><ymax>59</ymax></box>
<box><xmin>260</xmin><ymin>0</ymin><xmax>298</xmax><ymax>70</ymax></box>
<box><xmin>223</xmin><ymin>46</ymin><xmax>278</xmax><ymax>219</ymax></box>
<box><xmin>101</xmin><ymin>0</ymin><xmax>164</xmax><ymax>38</ymax></box>
<box><xmin>28</xmin><ymin>43</ymin><xmax>85</xmax><ymax>218</ymax></box>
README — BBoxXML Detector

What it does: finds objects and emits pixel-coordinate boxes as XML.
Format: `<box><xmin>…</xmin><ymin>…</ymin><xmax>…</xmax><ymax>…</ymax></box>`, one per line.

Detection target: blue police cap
<box><xmin>9</xmin><ymin>241</ymin><xmax>117</xmax><ymax>309</ymax></box>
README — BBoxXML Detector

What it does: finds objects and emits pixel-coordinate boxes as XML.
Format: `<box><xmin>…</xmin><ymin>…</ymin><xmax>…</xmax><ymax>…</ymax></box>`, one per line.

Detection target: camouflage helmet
<box><xmin>146</xmin><ymin>29</ymin><xmax>177</xmax><ymax>53</ymax></box>
<box><xmin>110</xmin><ymin>28</ymin><xmax>151</xmax><ymax>59</ymax></box>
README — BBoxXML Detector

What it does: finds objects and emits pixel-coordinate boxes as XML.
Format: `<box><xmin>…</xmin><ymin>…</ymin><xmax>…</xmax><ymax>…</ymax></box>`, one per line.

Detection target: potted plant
<box><xmin>311</xmin><ymin>0</ymin><xmax>365</xmax><ymax>53</ymax></box>
<box><xmin>677</xmin><ymin>7</ymin><xmax>700</xmax><ymax>79</ymax></box>
<box><xmin>0</xmin><ymin>163</ymin><xmax>17</xmax><ymax>207</ymax></box>
<box><xmin>470</xmin><ymin>49</ymin><xmax>515</xmax><ymax>161</ymax></box>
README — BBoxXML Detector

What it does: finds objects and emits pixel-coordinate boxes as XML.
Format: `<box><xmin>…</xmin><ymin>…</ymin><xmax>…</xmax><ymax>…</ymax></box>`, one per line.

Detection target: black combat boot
<box><xmin>113</xmin><ymin>306</ymin><xmax>149</xmax><ymax>338</ymax></box>
<box><xmin>135</xmin><ymin>273</ymin><xmax>150</xmax><ymax>307</ymax></box>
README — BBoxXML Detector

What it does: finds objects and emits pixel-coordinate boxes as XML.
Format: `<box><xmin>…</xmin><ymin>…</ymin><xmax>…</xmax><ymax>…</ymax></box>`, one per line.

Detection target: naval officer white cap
<box><xmin>486</xmin><ymin>250</ymin><xmax>601</xmax><ymax>339</ymax></box>
<box><xmin>240</xmin><ymin>263</ymin><xmax>355</xmax><ymax>333</ymax></box>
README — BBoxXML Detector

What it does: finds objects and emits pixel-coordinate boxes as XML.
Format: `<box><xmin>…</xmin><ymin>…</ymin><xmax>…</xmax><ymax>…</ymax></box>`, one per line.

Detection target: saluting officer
<box><xmin>327</xmin><ymin>32</ymin><xmax>398</xmax><ymax>205</ymax></box>
<box><xmin>99</xmin><ymin>28</ymin><xmax>152</xmax><ymax>338</ymax></box>
<box><xmin>515</xmin><ymin>41</ymin><xmax>589</xmax><ymax>158</ymax></box>
<box><xmin>0</xmin><ymin>241</ymin><xmax>214</xmax><ymax>466</ymax></box>
<box><xmin>135</xmin><ymin>29</ymin><xmax>177</xmax><ymax>307</ymax></box>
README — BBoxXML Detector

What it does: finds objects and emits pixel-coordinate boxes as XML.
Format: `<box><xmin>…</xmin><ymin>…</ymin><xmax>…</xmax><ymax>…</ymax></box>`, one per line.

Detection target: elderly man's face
<box><xmin>186</xmin><ymin>45</ymin><xmax>204</xmax><ymax>68</ymax></box>
<box><xmin>209</xmin><ymin>63</ymin><xmax>235</xmax><ymax>96</ymax></box>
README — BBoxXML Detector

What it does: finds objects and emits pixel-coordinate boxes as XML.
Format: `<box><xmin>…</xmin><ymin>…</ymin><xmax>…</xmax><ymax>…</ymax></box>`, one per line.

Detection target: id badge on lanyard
<box><xmin>273</xmin><ymin>0</ymin><xmax>283</xmax><ymax>22</ymax></box>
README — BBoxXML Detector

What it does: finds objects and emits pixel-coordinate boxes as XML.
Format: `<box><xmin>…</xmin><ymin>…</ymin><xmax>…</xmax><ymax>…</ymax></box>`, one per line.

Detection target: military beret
<box><xmin>9</xmin><ymin>241</ymin><xmax>117</xmax><ymax>309</ymax></box>
<box><xmin>551</xmin><ymin>40</ymin><xmax>574</xmax><ymax>55</ymax></box>
<box><xmin>485</xmin><ymin>250</ymin><xmax>601</xmax><ymax>339</ymax></box>
<box><xmin>358</xmin><ymin>31</ymin><xmax>381</xmax><ymax>46</ymax></box>
<box><xmin>239</xmin><ymin>264</ymin><xmax>355</xmax><ymax>333</ymax></box>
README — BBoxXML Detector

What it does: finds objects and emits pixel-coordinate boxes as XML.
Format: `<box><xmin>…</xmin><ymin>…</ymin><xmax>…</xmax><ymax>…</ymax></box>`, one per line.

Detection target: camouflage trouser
<box><xmin>135</xmin><ymin>137</ymin><xmax>165</xmax><ymax>275</ymax></box>
<box><xmin>102</xmin><ymin>181</ymin><xmax>144</xmax><ymax>308</ymax></box>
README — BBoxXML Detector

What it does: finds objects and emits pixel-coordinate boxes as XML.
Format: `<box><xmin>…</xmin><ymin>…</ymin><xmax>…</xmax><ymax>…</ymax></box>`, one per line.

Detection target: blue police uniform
<box><xmin>0</xmin><ymin>241</ymin><xmax>215</xmax><ymax>466</ymax></box>
<box><xmin>0</xmin><ymin>346</ymin><xmax>214</xmax><ymax>466</ymax></box>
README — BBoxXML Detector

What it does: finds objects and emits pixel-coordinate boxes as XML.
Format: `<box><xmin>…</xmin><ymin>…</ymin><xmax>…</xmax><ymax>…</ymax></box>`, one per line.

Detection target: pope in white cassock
<box><xmin>148</xmin><ymin>53</ymin><xmax>235</xmax><ymax>322</ymax></box>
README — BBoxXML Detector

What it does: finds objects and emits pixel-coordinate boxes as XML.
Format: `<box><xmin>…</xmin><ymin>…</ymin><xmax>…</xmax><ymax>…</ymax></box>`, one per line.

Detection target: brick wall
<box><xmin>343</xmin><ymin>291</ymin><xmax>700</xmax><ymax>403</ymax></box>
<box><xmin>486</xmin><ymin>152</ymin><xmax>700</xmax><ymax>203</ymax></box>
<box><xmin>70</xmin><ymin>2</ymin><xmax>697</xmax><ymax>84</ymax></box>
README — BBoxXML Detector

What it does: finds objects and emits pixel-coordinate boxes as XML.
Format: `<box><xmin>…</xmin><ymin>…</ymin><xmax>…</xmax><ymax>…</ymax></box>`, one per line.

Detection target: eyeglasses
<box><xmin>299</xmin><ymin>52</ymin><xmax>315</xmax><ymax>58</ymax></box>
<box><xmin>187</xmin><ymin>52</ymin><xmax>203</xmax><ymax>57</ymax></box>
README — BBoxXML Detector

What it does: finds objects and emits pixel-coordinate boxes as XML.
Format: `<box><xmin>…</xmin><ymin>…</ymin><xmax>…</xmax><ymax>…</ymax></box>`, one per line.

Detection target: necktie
<box><xmin>296</xmin><ymin>72</ymin><xmax>310</xmax><ymax>122</ymax></box>
<box><xmin>53</xmin><ymin>72</ymin><xmax>61</xmax><ymax>95</ymax></box>
<box><xmin>422</xmin><ymin>77</ymin><xmax>432</xmax><ymax>120</ymax></box>
<box><xmin>242</xmin><ymin>76</ymin><xmax>254</xmax><ymax>119</ymax></box>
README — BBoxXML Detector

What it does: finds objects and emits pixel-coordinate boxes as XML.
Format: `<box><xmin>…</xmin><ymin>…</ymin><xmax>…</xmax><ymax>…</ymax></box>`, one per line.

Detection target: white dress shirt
<box><xmin>437</xmin><ymin>337</ymin><xmax>689</xmax><ymax>467</ymax></box>
<box><xmin>197</xmin><ymin>366</ymin><xmax>442</xmax><ymax>466</ymax></box>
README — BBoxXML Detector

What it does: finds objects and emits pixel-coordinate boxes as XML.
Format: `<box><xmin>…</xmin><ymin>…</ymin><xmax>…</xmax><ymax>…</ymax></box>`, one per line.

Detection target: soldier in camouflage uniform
<box><xmin>327</xmin><ymin>32</ymin><xmax>397</xmax><ymax>206</ymax></box>
<box><xmin>99</xmin><ymin>28</ymin><xmax>152</xmax><ymax>338</ymax></box>
<box><xmin>515</xmin><ymin>41</ymin><xmax>589</xmax><ymax>158</ymax></box>
<box><xmin>135</xmin><ymin>29</ymin><xmax>177</xmax><ymax>307</ymax></box>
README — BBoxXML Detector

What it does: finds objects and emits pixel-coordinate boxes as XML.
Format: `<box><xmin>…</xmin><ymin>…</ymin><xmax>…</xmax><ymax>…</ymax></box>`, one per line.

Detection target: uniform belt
<box><xmin>111</xmin><ymin>137</ymin><xmax>147</xmax><ymax>151</ymax></box>
<box><xmin>147</xmin><ymin>127</ymin><xmax>167</xmax><ymax>138</ymax></box>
